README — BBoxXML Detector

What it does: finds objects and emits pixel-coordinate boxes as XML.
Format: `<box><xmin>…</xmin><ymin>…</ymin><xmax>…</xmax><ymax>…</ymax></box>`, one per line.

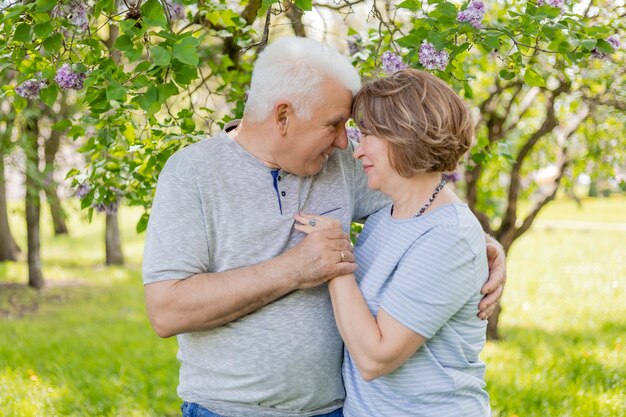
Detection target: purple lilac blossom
<box><xmin>591</xmin><ymin>48</ymin><xmax>606</xmax><ymax>59</ymax></box>
<box><xmin>52</xmin><ymin>0</ymin><xmax>89</xmax><ymax>31</ymax></box>
<box><xmin>92</xmin><ymin>201</ymin><xmax>120</xmax><ymax>215</ymax></box>
<box><xmin>591</xmin><ymin>35</ymin><xmax>620</xmax><ymax>59</ymax></box>
<box><xmin>75</xmin><ymin>182</ymin><xmax>91</xmax><ymax>199</ymax></box>
<box><xmin>15</xmin><ymin>79</ymin><xmax>47</xmax><ymax>99</ymax></box>
<box><xmin>346</xmin><ymin>127</ymin><xmax>362</xmax><ymax>143</ymax></box>
<box><xmin>442</xmin><ymin>171</ymin><xmax>462</xmax><ymax>183</ymax></box>
<box><xmin>457</xmin><ymin>0</ymin><xmax>486</xmax><ymax>29</ymax></box>
<box><xmin>347</xmin><ymin>35</ymin><xmax>361</xmax><ymax>55</ymax></box>
<box><xmin>55</xmin><ymin>64</ymin><xmax>86</xmax><ymax>90</ymax></box>
<box><xmin>419</xmin><ymin>42</ymin><xmax>449</xmax><ymax>71</ymax></box>
<box><xmin>381</xmin><ymin>51</ymin><xmax>408</xmax><ymax>75</ymax></box>
<box><xmin>536</xmin><ymin>0</ymin><xmax>565</xmax><ymax>8</ymax></box>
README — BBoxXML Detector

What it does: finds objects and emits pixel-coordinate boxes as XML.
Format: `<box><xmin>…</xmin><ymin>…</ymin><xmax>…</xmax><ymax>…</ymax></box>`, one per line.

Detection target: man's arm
<box><xmin>479</xmin><ymin>235</ymin><xmax>507</xmax><ymax>320</ymax></box>
<box><xmin>145</xmin><ymin>228</ymin><xmax>356</xmax><ymax>338</ymax></box>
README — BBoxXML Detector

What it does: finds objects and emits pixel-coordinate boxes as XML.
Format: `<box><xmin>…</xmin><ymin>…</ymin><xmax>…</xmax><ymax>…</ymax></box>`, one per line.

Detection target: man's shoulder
<box><xmin>163</xmin><ymin>132</ymin><xmax>231</xmax><ymax>176</ymax></box>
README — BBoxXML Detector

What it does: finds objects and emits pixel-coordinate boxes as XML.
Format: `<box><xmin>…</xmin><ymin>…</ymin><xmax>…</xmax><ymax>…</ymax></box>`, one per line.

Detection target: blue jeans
<box><xmin>181</xmin><ymin>402</ymin><xmax>343</xmax><ymax>417</ymax></box>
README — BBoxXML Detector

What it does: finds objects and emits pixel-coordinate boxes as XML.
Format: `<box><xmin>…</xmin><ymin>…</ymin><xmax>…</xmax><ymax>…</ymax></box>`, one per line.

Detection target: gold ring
<box><xmin>340</xmin><ymin>251</ymin><xmax>345</xmax><ymax>262</ymax></box>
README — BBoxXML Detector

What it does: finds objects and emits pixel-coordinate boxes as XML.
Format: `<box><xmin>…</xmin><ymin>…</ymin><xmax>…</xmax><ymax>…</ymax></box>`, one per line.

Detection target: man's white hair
<box><xmin>244</xmin><ymin>37</ymin><xmax>362</xmax><ymax>122</ymax></box>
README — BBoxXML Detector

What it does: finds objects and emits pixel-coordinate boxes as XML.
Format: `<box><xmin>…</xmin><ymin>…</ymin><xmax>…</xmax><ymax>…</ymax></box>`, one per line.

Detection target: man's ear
<box><xmin>275</xmin><ymin>102</ymin><xmax>290</xmax><ymax>136</ymax></box>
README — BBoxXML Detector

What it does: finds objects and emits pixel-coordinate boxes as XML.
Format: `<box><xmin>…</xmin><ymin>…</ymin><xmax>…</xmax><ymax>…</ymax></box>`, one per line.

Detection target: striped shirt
<box><xmin>343</xmin><ymin>203</ymin><xmax>491</xmax><ymax>417</ymax></box>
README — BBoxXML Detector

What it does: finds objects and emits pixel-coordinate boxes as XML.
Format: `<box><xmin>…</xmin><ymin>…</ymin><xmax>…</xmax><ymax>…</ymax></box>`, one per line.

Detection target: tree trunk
<box><xmin>0</xmin><ymin>150</ymin><xmax>21</xmax><ymax>261</ymax></box>
<box><xmin>23</xmin><ymin>114</ymin><xmax>44</xmax><ymax>289</ymax></box>
<box><xmin>105</xmin><ymin>213</ymin><xmax>124</xmax><ymax>265</ymax></box>
<box><xmin>487</xmin><ymin>304</ymin><xmax>501</xmax><ymax>340</ymax></box>
<box><xmin>103</xmin><ymin>18</ymin><xmax>125</xmax><ymax>267</ymax></box>
<box><xmin>43</xmin><ymin>129</ymin><xmax>68</xmax><ymax>235</ymax></box>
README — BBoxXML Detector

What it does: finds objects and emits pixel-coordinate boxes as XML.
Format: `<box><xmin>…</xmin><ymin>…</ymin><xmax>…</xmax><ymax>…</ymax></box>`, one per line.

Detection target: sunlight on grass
<box><xmin>1</xmin><ymin>197</ymin><xmax>625</xmax><ymax>416</ymax></box>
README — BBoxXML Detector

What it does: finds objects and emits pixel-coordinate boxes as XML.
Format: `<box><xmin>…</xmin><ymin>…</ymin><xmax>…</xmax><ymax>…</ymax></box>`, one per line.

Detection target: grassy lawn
<box><xmin>1</xmin><ymin>197</ymin><xmax>625</xmax><ymax>416</ymax></box>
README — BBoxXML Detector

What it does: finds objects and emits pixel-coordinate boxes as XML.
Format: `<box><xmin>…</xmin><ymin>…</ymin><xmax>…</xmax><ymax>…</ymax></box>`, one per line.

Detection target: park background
<box><xmin>1</xmin><ymin>0</ymin><xmax>625</xmax><ymax>416</ymax></box>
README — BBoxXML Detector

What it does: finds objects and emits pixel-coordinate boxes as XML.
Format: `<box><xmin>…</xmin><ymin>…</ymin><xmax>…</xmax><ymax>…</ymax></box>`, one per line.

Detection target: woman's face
<box><xmin>352</xmin><ymin>133</ymin><xmax>398</xmax><ymax>194</ymax></box>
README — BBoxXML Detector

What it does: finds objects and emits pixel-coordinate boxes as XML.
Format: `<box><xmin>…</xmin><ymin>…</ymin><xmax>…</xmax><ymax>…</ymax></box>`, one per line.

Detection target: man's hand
<box><xmin>290</xmin><ymin>212</ymin><xmax>355</xmax><ymax>289</ymax></box>
<box><xmin>479</xmin><ymin>235</ymin><xmax>507</xmax><ymax>320</ymax></box>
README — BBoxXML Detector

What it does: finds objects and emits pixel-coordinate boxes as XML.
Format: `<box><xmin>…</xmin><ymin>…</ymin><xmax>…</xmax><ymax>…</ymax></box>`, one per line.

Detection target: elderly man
<box><xmin>143</xmin><ymin>37</ymin><xmax>505</xmax><ymax>417</ymax></box>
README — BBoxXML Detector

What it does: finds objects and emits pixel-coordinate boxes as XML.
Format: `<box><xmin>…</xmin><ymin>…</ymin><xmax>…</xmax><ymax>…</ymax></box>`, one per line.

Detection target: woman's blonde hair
<box><xmin>352</xmin><ymin>69</ymin><xmax>474</xmax><ymax>176</ymax></box>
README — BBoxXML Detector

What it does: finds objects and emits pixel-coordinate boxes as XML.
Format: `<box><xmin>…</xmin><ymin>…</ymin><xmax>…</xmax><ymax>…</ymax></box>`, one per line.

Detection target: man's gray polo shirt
<box><xmin>142</xmin><ymin>124</ymin><xmax>388</xmax><ymax>417</ymax></box>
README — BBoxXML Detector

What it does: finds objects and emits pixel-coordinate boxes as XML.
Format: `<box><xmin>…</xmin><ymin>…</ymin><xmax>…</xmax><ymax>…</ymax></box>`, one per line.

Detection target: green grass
<box><xmin>1</xmin><ymin>197</ymin><xmax>625</xmax><ymax>416</ymax></box>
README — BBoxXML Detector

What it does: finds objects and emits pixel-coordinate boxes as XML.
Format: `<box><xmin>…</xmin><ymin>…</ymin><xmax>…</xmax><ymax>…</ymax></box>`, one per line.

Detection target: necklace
<box><xmin>391</xmin><ymin>177</ymin><xmax>447</xmax><ymax>218</ymax></box>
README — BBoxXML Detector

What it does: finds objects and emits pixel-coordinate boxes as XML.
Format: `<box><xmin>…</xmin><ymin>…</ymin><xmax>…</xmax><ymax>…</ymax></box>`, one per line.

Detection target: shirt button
<box><xmin>278</xmin><ymin>176</ymin><xmax>282</xmax><ymax>181</ymax></box>
<box><xmin>281</xmin><ymin>191</ymin><xmax>286</xmax><ymax>196</ymax></box>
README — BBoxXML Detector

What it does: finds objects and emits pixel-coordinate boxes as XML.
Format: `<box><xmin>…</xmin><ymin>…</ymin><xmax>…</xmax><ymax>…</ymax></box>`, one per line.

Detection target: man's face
<box><xmin>278</xmin><ymin>77</ymin><xmax>353</xmax><ymax>177</ymax></box>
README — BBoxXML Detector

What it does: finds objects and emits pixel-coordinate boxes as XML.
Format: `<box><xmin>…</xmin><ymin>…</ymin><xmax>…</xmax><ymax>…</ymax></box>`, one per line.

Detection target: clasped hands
<box><xmin>292</xmin><ymin>212</ymin><xmax>506</xmax><ymax>321</ymax></box>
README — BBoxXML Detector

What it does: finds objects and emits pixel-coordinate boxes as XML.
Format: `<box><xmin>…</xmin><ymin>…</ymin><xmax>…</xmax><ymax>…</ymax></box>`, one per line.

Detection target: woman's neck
<box><xmin>389</xmin><ymin>172</ymin><xmax>456</xmax><ymax>219</ymax></box>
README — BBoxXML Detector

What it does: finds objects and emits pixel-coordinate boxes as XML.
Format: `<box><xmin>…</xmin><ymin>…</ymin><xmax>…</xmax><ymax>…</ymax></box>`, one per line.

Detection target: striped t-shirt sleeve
<box><xmin>380</xmin><ymin>224</ymin><xmax>479</xmax><ymax>339</ymax></box>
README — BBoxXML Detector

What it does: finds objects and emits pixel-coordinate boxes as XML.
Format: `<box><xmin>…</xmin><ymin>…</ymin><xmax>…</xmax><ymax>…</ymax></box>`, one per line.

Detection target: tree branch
<box><xmin>513</xmin><ymin>104</ymin><xmax>590</xmax><ymax>243</ymax></box>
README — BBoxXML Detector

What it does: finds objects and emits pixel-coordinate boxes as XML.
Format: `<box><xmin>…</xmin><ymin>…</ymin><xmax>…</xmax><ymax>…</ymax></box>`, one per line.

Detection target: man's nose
<box><xmin>333</xmin><ymin>125</ymin><xmax>349</xmax><ymax>150</ymax></box>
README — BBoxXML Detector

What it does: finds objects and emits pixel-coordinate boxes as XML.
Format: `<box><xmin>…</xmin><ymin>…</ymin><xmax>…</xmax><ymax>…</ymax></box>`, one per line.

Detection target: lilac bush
<box><xmin>419</xmin><ymin>42</ymin><xmax>449</xmax><ymax>71</ymax></box>
<box><xmin>15</xmin><ymin>79</ymin><xmax>47</xmax><ymax>99</ymax></box>
<box><xmin>381</xmin><ymin>51</ymin><xmax>408</xmax><ymax>74</ymax></box>
<box><xmin>346</xmin><ymin>127</ymin><xmax>362</xmax><ymax>143</ymax></box>
<box><xmin>75</xmin><ymin>182</ymin><xmax>91</xmax><ymax>199</ymax></box>
<box><xmin>52</xmin><ymin>0</ymin><xmax>89</xmax><ymax>31</ymax></box>
<box><xmin>457</xmin><ymin>0</ymin><xmax>486</xmax><ymax>29</ymax></box>
<box><xmin>536</xmin><ymin>0</ymin><xmax>565</xmax><ymax>8</ymax></box>
<box><xmin>442</xmin><ymin>171</ymin><xmax>462</xmax><ymax>183</ymax></box>
<box><xmin>55</xmin><ymin>64</ymin><xmax>86</xmax><ymax>90</ymax></box>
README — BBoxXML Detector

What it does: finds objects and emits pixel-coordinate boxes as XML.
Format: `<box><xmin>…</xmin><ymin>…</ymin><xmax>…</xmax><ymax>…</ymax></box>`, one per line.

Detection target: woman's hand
<box><xmin>294</xmin><ymin>212</ymin><xmax>343</xmax><ymax>234</ymax></box>
<box><xmin>294</xmin><ymin>212</ymin><xmax>355</xmax><ymax>265</ymax></box>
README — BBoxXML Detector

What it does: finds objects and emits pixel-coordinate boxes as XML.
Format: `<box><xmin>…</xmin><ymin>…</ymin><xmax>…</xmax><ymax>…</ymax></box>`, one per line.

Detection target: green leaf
<box><xmin>14</xmin><ymin>23</ymin><xmax>32</xmax><ymax>43</ymax></box>
<box><xmin>33</xmin><ymin>22</ymin><xmax>54</xmax><ymax>38</ymax></box>
<box><xmin>52</xmin><ymin>119</ymin><xmax>73</xmax><ymax>130</ymax></box>
<box><xmin>35</xmin><ymin>0</ymin><xmax>56</xmax><ymax>12</ymax></box>
<box><xmin>136</xmin><ymin>212</ymin><xmax>150</xmax><ymax>233</ymax></box>
<box><xmin>106</xmin><ymin>80</ymin><xmax>127</xmax><ymax>102</ymax></box>
<box><xmin>125</xmin><ymin>47</ymin><xmax>144</xmax><ymax>63</ymax></box>
<box><xmin>43</xmin><ymin>33</ymin><xmax>62</xmax><ymax>53</ymax></box>
<box><xmin>172</xmin><ymin>37</ymin><xmax>199</xmax><ymax>66</ymax></box>
<box><xmin>397</xmin><ymin>0</ymin><xmax>420</xmax><ymax>10</ymax></box>
<box><xmin>499</xmin><ymin>69</ymin><xmax>516</xmax><ymax>81</ymax></box>
<box><xmin>536</xmin><ymin>5</ymin><xmax>561</xmax><ymax>19</ymax></box>
<box><xmin>524</xmin><ymin>67</ymin><xmax>545</xmax><ymax>87</ymax></box>
<box><xmin>141</xmin><ymin>0</ymin><xmax>168</xmax><ymax>28</ymax></box>
<box><xmin>13</xmin><ymin>96</ymin><xmax>27</xmax><ymax>112</ymax></box>
<box><xmin>113</xmin><ymin>34</ymin><xmax>134</xmax><ymax>52</ymax></box>
<box><xmin>134</xmin><ymin>85</ymin><xmax>159</xmax><ymax>114</ymax></box>
<box><xmin>435</xmin><ymin>2</ymin><xmax>457</xmax><ymax>18</ymax></box>
<box><xmin>172</xmin><ymin>64</ymin><xmax>197</xmax><ymax>86</ymax></box>
<box><xmin>397</xmin><ymin>33</ymin><xmax>422</xmax><ymax>48</ymax></box>
<box><xmin>65</xmin><ymin>168</ymin><xmax>80</xmax><ymax>179</ymax></box>
<box><xmin>580</xmin><ymin>39</ymin><xmax>597</xmax><ymax>51</ymax></box>
<box><xmin>157</xmin><ymin>82</ymin><xmax>178</xmax><ymax>102</ymax></box>
<box><xmin>596</xmin><ymin>39</ymin><xmax>615</xmax><ymax>54</ymax></box>
<box><xmin>294</xmin><ymin>0</ymin><xmax>312</xmax><ymax>11</ymax></box>
<box><xmin>261</xmin><ymin>0</ymin><xmax>280</xmax><ymax>9</ymax></box>
<box><xmin>482</xmin><ymin>35</ymin><xmax>500</xmax><ymax>50</ymax></box>
<box><xmin>151</xmin><ymin>45</ymin><xmax>172</xmax><ymax>66</ymax></box>
<box><xmin>40</xmin><ymin>84</ymin><xmax>58</xmax><ymax>107</ymax></box>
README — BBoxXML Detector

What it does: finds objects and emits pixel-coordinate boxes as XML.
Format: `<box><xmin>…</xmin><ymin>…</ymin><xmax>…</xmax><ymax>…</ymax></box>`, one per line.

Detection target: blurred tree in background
<box><xmin>0</xmin><ymin>0</ymin><xmax>624</xmax><ymax>336</ymax></box>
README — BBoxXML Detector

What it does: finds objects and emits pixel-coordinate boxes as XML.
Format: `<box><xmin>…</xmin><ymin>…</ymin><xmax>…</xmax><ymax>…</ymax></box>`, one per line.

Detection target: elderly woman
<box><xmin>295</xmin><ymin>69</ymin><xmax>490</xmax><ymax>416</ymax></box>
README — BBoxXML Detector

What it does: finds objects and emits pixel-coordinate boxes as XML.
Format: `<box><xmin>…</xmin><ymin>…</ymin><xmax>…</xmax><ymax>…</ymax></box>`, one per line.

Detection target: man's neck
<box><xmin>229</xmin><ymin>119</ymin><xmax>280</xmax><ymax>169</ymax></box>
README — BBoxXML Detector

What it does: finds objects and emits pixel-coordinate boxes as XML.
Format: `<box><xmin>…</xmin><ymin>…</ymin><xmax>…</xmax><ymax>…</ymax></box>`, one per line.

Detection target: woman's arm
<box><xmin>328</xmin><ymin>274</ymin><xmax>425</xmax><ymax>381</ymax></box>
<box><xmin>294</xmin><ymin>212</ymin><xmax>426</xmax><ymax>380</ymax></box>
